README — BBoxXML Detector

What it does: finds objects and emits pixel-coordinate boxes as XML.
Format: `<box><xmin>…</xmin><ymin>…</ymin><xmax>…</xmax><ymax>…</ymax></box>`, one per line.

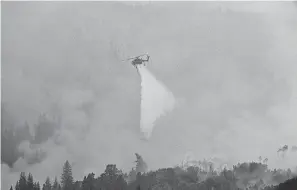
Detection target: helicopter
<box><xmin>122</xmin><ymin>53</ymin><xmax>150</xmax><ymax>68</ymax></box>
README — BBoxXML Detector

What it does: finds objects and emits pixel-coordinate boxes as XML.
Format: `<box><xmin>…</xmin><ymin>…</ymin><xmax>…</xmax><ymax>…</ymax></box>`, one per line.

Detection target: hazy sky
<box><xmin>2</xmin><ymin>1</ymin><xmax>297</xmax><ymax>188</ymax></box>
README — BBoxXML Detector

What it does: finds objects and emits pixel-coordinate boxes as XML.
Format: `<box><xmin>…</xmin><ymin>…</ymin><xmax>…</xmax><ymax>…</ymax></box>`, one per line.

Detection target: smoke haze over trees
<box><xmin>6</xmin><ymin>156</ymin><xmax>297</xmax><ymax>190</ymax></box>
<box><xmin>2</xmin><ymin>1</ymin><xmax>297</xmax><ymax>190</ymax></box>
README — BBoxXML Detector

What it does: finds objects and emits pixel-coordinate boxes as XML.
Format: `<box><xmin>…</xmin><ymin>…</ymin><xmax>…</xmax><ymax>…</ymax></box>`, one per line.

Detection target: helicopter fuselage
<box><xmin>131</xmin><ymin>58</ymin><xmax>147</xmax><ymax>67</ymax></box>
<box><xmin>122</xmin><ymin>54</ymin><xmax>150</xmax><ymax>68</ymax></box>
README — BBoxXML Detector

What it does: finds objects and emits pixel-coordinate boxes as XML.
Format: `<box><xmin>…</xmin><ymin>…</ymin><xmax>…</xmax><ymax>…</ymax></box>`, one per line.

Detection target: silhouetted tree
<box><xmin>33</xmin><ymin>182</ymin><xmax>41</xmax><ymax>190</ymax></box>
<box><xmin>97</xmin><ymin>164</ymin><xmax>127</xmax><ymax>190</ymax></box>
<box><xmin>9</xmin><ymin>155</ymin><xmax>297</xmax><ymax>190</ymax></box>
<box><xmin>82</xmin><ymin>173</ymin><xmax>95</xmax><ymax>190</ymax></box>
<box><xmin>27</xmin><ymin>173</ymin><xmax>34</xmax><ymax>190</ymax></box>
<box><xmin>19</xmin><ymin>172</ymin><xmax>27</xmax><ymax>190</ymax></box>
<box><xmin>52</xmin><ymin>177</ymin><xmax>59</xmax><ymax>190</ymax></box>
<box><xmin>15</xmin><ymin>181</ymin><xmax>20</xmax><ymax>190</ymax></box>
<box><xmin>61</xmin><ymin>160</ymin><xmax>73</xmax><ymax>190</ymax></box>
<box><xmin>42</xmin><ymin>177</ymin><xmax>52</xmax><ymax>190</ymax></box>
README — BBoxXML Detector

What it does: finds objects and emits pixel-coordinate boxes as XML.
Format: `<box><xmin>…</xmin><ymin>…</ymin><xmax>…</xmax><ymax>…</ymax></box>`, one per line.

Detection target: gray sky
<box><xmin>2</xmin><ymin>1</ymin><xmax>297</xmax><ymax>186</ymax></box>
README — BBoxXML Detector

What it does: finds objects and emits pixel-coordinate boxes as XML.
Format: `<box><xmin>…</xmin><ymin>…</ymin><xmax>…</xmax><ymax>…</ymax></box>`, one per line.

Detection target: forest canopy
<box><xmin>8</xmin><ymin>156</ymin><xmax>297</xmax><ymax>190</ymax></box>
<box><xmin>2</xmin><ymin>1</ymin><xmax>297</xmax><ymax>190</ymax></box>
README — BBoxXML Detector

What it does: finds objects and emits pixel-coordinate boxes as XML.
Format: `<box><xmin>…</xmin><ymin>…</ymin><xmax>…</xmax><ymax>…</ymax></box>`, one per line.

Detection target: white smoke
<box><xmin>136</xmin><ymin>65</ymin><xmax>176</xmax><ymax>139</ymax></box>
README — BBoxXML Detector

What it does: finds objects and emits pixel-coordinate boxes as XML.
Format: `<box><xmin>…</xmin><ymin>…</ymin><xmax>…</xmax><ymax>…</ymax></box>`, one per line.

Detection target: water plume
<box><xmin>136</xmin><ymin>65</ymin><xmax>176</xmax><ymax>139</ymax></box>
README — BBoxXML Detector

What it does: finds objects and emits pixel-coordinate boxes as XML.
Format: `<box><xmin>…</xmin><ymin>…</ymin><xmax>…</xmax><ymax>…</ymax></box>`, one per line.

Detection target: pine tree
<box><xmin>82</xmin><ymin>173</ymin><xmax>95</xmax><ymax>190</ymax></box>
<box><xmin>52</xmin><ymin>177</ymin><xmax>59</xmax><ymax>190</ymax></box>
<box><xmin>19</xmin><ymin>172</ymin><xmax>27</xmax><ymax>190</ymax></box>
<box><xmin>81</xmin><ymin>176</ymin><xmax>87</xmax><ymax>190</ymax></box>
<box><xmin>43</xmin><ymin>177</ymin><xmax>52</xmax><ymax>190</ymax></box>
<box><xmin>10</xmin><ymin>185</ymin><xmax>13</xmax><ymax>190</ymax></box>
<box><xmin>61</xmin><ymin>160</ymin><xmax>73</xmax><ymax>190</ymax></box>
<box><xmin>33</xmin><ymin>183</ymin><xmax>38</xmax><ymax>190</ymax></box>
<box><xmin>27</xmin><ymin>173</ymin><xmax>34</xmax><ymax>190</ymax></box>
<box><xmin>15</xmin><ymin>181</ymin><xmax>20</xmax><ymax>190</ymax></box>
<box><xmin>99</xmin><ymin>165</ymin><xmax>127</xmax><ymax>190</ymax></box>
<box><xmin>36</xmin><ymin>182</ymin><xmax>41</xmax><ymax>190</ymax></box>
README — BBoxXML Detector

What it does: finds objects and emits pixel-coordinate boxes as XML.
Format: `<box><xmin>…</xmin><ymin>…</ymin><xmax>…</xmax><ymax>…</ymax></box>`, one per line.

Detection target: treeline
<box><xmin>9</xmin><ymin>157</ymin><xmax>297</xmax><ymax>190</ymax></box>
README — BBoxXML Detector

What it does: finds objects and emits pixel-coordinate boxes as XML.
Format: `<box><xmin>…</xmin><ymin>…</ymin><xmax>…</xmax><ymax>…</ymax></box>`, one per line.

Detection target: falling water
<box><xmin>136</xmin><ymin>65</ymin><xmax>176</xmax><ymax>139</ymax></box>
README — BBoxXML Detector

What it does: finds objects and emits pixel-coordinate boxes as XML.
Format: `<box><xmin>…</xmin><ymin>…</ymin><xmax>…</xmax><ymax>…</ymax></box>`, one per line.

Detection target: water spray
<box><xmin>124</xmin><ymin>54</ymin><xmax>176</xmax><ymax>139</ymax></box>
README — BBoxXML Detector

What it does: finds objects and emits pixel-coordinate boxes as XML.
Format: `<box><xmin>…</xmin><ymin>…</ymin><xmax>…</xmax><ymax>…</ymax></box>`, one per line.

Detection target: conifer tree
<box><xmin>43</xmin><ymin>177</ymin><xmax>52</xmax><ymax>190</ymax></box>
<box><xmin>27</xmin><ymin>173</ymin><xmax>34</xmax><ymax>190</ymax></box>
<box><xmin>82</xmin><ymin>173</ymin><xmax>95</xmax><ymax>190</ymax></box>
<box><xmin>52</xmin><ymin>177</ymin><xmax>59</xmax><ymax>190</ymax></box>
<box><xmin>33</xmin><ymin>182</ymin><xmax>38</xmax><ymax>190</ymax></box>
<box><xmin>36</xmin><ymin>182</ymin><xmax>41</xmax><ymax>190</ymax></box>
<box><xmin>60</xmin><ymin>160</ymin><xmax>73</xmax><ymax>190</ymax></box>
<box><xmin>15</xmin><ymin>181</ymin><xmax>20</xmax><ymax>190</ymax></box>
<box><xmin>19</xmin><ymin>172</ymin><xmax>27</xmax><ymax>190</ymax></box>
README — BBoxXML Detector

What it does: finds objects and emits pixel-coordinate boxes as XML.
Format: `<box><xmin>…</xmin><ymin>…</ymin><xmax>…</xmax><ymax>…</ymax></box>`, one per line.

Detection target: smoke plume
<box><xmin>135</xmin><ymin>153</ymin><xmax>148</xmax><ymax>174</ymax></box>
<box><xmin>2</xmin><ymin>1</ymin><xmax>297</xmax><ymax>190</ymax></box>
<box><xmin>136</xmin><ymin>65</ymin><xmax>176</xmax><ymax>139</ymax></box>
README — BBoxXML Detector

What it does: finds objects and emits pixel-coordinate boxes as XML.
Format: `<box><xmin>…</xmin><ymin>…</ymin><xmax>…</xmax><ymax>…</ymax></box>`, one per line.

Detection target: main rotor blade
<box><xmin>121</xmin><ymin>53</ymin><xmax>149</xmax><ymax>62</ymax></box>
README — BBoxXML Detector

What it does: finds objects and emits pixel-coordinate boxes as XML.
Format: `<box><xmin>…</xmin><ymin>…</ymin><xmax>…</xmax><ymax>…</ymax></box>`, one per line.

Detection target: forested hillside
<box><xmin>2</xmin><ymin>2</ymin><xmax>297</xmax><ymax>190</ymax></box>
<box><xmin>8</xmin><ymin>156</ymin><xmax>297</xmax><ymax>190</ymax></box>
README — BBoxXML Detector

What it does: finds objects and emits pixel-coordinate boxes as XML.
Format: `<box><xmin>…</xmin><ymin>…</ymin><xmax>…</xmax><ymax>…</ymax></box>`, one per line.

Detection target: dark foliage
<box><xmin>276</xmin><ymin>177</ymin><xmax>297</xmax><ymax>190</ymax></box>
<box><xmin>9</xmin><ymin>158</ymin><xmax>297</xmax><ymax>190</ymax></box>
